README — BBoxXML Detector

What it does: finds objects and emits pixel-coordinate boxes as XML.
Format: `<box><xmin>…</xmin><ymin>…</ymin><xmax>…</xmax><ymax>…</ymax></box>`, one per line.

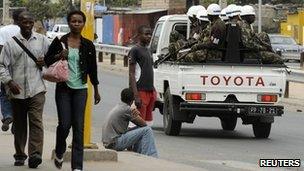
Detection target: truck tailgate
<box><xmin>180</xmin><ymin>65</ymin><xmax>286</xmax><ymax>102</ymax></box>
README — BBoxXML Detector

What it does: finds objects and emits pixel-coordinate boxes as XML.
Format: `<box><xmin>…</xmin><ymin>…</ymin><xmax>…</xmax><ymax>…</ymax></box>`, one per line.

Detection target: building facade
<box><xmin>141</xmin><ymin>0</ymin><xmax>199</xmax><ymax>14</ymax></box>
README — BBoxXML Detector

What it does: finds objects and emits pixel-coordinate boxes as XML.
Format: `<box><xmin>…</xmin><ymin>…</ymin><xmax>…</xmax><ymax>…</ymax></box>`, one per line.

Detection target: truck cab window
<box><xmin>60</xmin><ymin>26</ymin><xmax>70</xmax><ymax>33</ymax></box>
<box><xmin>150</xmin><ymin>23</ymin><xmax>163</xmax><ymax>54</ymax></box>
<box><xmin>173</xmin><ymin>24</ymin><xmax>187</xmax><ymax>38</ymax></box>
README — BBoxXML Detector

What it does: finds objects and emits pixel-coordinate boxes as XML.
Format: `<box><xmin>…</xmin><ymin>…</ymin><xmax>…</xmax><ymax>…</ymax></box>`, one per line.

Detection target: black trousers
<box><xmin>11</xmin><ymin>92</ymin><xmax>45</xmax><ymax>160</ymax></box>
<box><xmin>54</xmin><ymin>83</ymin><xmax>87</xmax><ymax>170</ymax></box>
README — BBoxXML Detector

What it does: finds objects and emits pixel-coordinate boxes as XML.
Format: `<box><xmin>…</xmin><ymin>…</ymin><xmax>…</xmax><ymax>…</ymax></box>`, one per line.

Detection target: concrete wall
<box><xmin>168</xmin><ymin>0</ymin><xmax>186</xmax><ymax>14</ymax></box>
<box><xmin>141</xmin><ymin>0</ymin><xmax>169</xmax><ymax>9</ymax></box>
<box><xmin>141</xmin><ymin>0</ymin><xmax>187</xmax><ymax>14</ymax></box>
<box><xmin>252</xmin><ymin>5</ymin><xmax>280</xmax><ymax>33</ymax></box>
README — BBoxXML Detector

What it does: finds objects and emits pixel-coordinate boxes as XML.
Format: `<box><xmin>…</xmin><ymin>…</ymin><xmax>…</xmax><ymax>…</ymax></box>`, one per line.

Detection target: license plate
<box><xmin>248</xmin><ymin>106</ymin><xmax>278</xmax><ymax>115</ymax></box>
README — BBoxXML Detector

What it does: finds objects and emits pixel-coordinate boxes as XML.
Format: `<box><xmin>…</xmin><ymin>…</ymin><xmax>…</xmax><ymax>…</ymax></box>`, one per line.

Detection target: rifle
<box><xmin>153</xmin><ymin>52</ymin><xmax>171</xmax><ymax>68</ymax></box>
<box><xmin>154</xmin><ymin>40</ymin><xmax>199</xmax><ymax>67</ymax></box>
<box><xmin>176</xmin><ymin>48</ymin><xmax>192</xmax><ymax>61</ymax></box>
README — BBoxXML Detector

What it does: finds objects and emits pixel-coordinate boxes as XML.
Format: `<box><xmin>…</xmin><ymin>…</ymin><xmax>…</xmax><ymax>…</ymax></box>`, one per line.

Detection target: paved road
<box><xmin>44</xmin><ymin>69</ymin><xmax>304</xmax><ymax>171</ymax></box>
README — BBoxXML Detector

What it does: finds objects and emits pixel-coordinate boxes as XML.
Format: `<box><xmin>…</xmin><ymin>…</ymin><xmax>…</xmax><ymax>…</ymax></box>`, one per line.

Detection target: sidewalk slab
<box><xmin>51</xmin><ymin>147</ymin><xmax>118</xmax><ymax>162</ymax></box>
<box><xmin>0</xmin><ymin>116</ymin><xmax>206</xmax><ymax>171</ymax></box>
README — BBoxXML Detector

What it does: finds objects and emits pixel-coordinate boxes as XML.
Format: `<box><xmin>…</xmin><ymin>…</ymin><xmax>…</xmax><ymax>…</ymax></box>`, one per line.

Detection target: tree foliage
<box><xmin>22</xmin><ymin>0</ymin><xmax>49</xmax><ymax>21</ymax></box>
<box><xmin>47</xmin><ymin>0</ymin><xmax>71</xmax><ymax>19</ymax></box>
<box><xmin>10</xmin><ymin>0</ymin><xmax>24</xmax><ymax>7</ymax></box>
<box><xmin>19</xmin><ymin>0</ymin><xmax>72</xmax><ymax>21</ymax></box>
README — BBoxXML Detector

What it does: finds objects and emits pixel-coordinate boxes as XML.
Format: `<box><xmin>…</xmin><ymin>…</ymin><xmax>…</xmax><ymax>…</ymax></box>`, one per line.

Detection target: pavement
<box><xmin>0</xmin><ymin>114</ymin><xmax>206</xmax><ymax>171</ymax></box>
<box><xmin>0</xmin><ymin>59</ymin><xmax>207</xmax><ymax>171</ymax></box>
<box><xmin>0</xmin><ymin>59</ymin><xmax>303</xmax><ymax>171</ymax></box>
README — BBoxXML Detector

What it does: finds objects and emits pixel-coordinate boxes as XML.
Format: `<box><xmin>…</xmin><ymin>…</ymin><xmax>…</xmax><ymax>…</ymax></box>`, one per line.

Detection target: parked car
<box><xmin>268</xmin><ymin>34</ymin><xmax>304</xmax><ymax>62</ymax></box>
<box><xmin>46</xmin><ymin>24</ymin><xmax>70</xmax><ymax>41</ymax></box>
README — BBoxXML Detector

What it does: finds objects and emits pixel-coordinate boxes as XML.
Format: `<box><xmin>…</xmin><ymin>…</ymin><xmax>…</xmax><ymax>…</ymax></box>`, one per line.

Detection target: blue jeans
<box><xmin>114</xmin><ymin>126</ymin><xmax>158</xmax><ymax>158</ymax></box>
<box><xmin>55</xmin><ymin>83</ymin><xmax>87</xmax><ymax>170</ymax></box>
<box><xmin>0</xmin><ymin>84</ymin><xmax>12</xmax><ymax>121</ymax></box>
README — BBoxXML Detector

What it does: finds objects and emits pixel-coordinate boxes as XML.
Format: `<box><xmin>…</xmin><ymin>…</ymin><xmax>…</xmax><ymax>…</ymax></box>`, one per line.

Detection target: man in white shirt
<box><xmin>0</xmin><ymin>9</ymin><xmax>24</xmax><ymax>132</ymax></box>
<box><xmin>0</xmin><ymin>11</ymin><xmax>49</xmax><ymax>168</ymax></box>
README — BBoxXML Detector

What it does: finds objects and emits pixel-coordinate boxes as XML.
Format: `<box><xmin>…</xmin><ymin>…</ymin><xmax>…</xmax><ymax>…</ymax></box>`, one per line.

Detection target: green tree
<box><xmin>22</xmin><ymin>0</ymin><xmax>49</xmax><ymax>21</ymax></box>
<box><xmin>46</xmin><ymin>0</ymin><xmax>71</xmax><ymax>21</ymax></box>
<box><xmin>10</xmin><ymin>0</ymin><xmax>24</xmax><ymax>7</ymax></box>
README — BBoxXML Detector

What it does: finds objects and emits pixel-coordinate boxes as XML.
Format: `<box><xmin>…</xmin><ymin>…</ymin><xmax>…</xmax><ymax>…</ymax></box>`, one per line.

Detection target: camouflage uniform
<box><xmin>240</xmin><ymin>21</ymin><xmax>283</xmax><ymax>64</ymax></box>
<box><xmin>183</xmin><ymin>18</ymin><xmax>226</xmax><ymax>62</ymax></box>
<box><xmin>257</xmin><ymin>32</ymin><xmax>271</xmax><ymax>45</ymax></box>
<box><xmin>239</xmin><ymin>20</ymin><xmax>266</xmax><ymax>60</ymax></box>
<box><xmin>168</xmin><ymin>30</ymin><xmax>186</xmax><ymax>60</ymax></box>
<box><xmin>190</xmin><ymin>20</ymin><xmax>201</xmax><ymax>40</ymax></box>
<box><xmin>257</xmin><ymin>32</ymin><xmax>282</xmax><ymax>64</ymax></box>
<box><xmin>168</xmin><ymin>19</ymin><xmax>201</xmax><ymax>61</ymax></box>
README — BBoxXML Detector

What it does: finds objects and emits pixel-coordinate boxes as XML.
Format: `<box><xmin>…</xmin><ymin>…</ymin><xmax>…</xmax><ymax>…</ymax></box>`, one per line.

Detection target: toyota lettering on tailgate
<box><xmin>200</xmin><ymin>76</ymin><xmax>265</xmax><ymax>86</ymax></box>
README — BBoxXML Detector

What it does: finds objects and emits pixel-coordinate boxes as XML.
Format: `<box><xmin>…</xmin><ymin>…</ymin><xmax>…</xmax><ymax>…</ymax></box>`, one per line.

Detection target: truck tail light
<box><xmin>185</xmin><ymin>93</ymin><xmax>205</xmax><ymax>101</ymax></box>
<box><xmin>258</xmin><ymin>94</ymin><xmax>278</xmax><ymax>103</ymax></box>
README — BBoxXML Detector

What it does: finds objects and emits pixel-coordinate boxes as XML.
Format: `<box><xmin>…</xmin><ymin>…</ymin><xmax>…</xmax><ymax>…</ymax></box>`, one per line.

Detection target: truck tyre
<box><xmin>163</xmin><ymin>88</ymin><xmax>182</xmax><ymax>136</ymax></box>
<box><xmin>220</xmin><ymin>117</ymin><xmax>237</xmax><ymax>131</ymax></box>
<box><xmin>252</xmin><ymin>122</ymin><xmax>271</xmax><ymax>138</ymax></box>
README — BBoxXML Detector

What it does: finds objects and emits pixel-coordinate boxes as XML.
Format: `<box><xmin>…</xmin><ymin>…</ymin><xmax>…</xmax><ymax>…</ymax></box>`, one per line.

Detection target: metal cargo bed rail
<box><xmin>286</xmin><ymin>68</ymin><xmax>304</xmax><ymax>83</ymax></box>
<box><xmin>273</xmin><ymin>67</ymin><xmax>304</xmax><ymax>98</ymax></box>
<box><xmin>94</xmin><ymin>43</ymin><xmax>131</xmax><ymax>66</ymax></box>
<box><xmin>95</xmin><ymin>43</ymin><xmax>131</xmax><ymax>56</ymax></box>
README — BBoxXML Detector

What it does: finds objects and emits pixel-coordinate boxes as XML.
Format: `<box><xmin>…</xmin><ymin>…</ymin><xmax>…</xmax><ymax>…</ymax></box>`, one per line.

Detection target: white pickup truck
<box><xmin>46</xmin><ymin>24</ymin><xmax>70</xmax><ymax>41</ymax></box>
<box><xmin>151</xmin><ymin>15</ymin><xmax>285</xmax><ymax>138</ymax></box>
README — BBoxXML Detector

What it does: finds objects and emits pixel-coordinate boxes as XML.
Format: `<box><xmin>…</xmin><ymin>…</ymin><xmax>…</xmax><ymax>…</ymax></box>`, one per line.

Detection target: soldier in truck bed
<box><xmin>168</xmin><ymin>5</ymin><xmax>206</xmax><ymax>61</ymax></box>
<box><xmin>168</xmin><ymin>30</ymin><xmax>186</xmax><ymax>61</ymax></box>
<box><xmin>189</xmin><ymin>5</ymin><xmax>206</xmax><ymax>40</ymax></box>
<box><xmin>240</xmin><ymin>5</ymin><xmax>283</xmax><ymax>64</ymax></box>
<box><xmin>183</xmin><ymin>4</ymin><xmax>226</xmax><ymax>63</ymax></box>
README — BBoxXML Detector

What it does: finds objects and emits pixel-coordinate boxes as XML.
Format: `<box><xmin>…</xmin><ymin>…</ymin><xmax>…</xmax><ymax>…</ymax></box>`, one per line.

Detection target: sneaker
<box><xmin>73</xmin><ymin>169</ymin><xmax>82</xmax><ymax>171</ymax></box>
<box><xmin>54</xmin><ymin>154</ymin><xmax>63</xmax><ymax>169</ymax></box>
<box><xmin>14</xmin><ymin>159</ymin><xmax>25</xmax><ymax>166</ymax></box>
<box><xmin>1</xmin><ymin>118</ymin><xmax>13</xmax><ymax>132</ymax></box>
<box><xmin>28</xmin><ymin>155</ymin><xmax>42</xmax><ymax>168</ymax></box>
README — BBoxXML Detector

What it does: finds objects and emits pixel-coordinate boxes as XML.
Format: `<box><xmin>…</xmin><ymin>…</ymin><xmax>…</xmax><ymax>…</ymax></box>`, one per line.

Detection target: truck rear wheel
<box><xmin>163</xmin><ymin>88</ymin><xmax>182</xmax><ymax>136</ymax></box>
<box><xmin>252</xmin><ymin>122</ymin><xmax>271</xmax><ymax>138</ymax></box>
<box><xmin>220</xmin><ymin>117</ymin><xmax>237</xmax><ymax>131</ymax></box>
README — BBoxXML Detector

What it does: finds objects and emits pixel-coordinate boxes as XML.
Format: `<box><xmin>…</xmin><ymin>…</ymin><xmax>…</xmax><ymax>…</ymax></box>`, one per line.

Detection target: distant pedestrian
<box><xmin>0</xmin><ymin>11</ymin><xmax>49</xmax><ymax>168</ymax></box>
<box><xmin>102</xmin><ymin>88</ymin><xmax>158</xmax><ymax>157</ymax></box>
<box><xmin>0</xmin><ymin>9</ymin><xmax>24</xmax><ymax>133</ymax></box>
<box><xmin>44</xmin><ymin>10</ymin><xmax>101</xmax><ymax>171</ymax></box>
<box><xmin>129</xmin><ymin>25</ymin><xmax>156</xmax><ymax>126</ymax></box>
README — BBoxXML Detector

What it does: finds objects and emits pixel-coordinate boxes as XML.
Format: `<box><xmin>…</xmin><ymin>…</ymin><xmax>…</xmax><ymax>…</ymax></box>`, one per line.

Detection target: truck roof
<box><xmin>158</xmin><ymin>15</ymin><xmax>188</xmax><ymax>22</ymax></box>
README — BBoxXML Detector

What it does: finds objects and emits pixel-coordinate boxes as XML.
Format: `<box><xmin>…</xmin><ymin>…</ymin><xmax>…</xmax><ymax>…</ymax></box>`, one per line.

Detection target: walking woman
<box><xmin>44</xmin><ymin>10</ymin><xmax>101</xmax><ymax>171</ymax></box>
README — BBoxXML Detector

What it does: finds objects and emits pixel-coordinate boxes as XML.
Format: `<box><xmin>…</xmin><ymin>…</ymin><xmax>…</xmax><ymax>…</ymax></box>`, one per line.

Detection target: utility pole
<box><xmin>70</xmin><ymin>0</ymin><xmax>74</xmax><ymax>11</ymax></box>
<box><xmin>2</xmin><ymin>0</ymin><xmax>10</xmax><ymax>25</ymax></box>
<box><xmin>258</xmin><ymin>0</ymin><xmax>262</xmax><ymax>33</ymax></box>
